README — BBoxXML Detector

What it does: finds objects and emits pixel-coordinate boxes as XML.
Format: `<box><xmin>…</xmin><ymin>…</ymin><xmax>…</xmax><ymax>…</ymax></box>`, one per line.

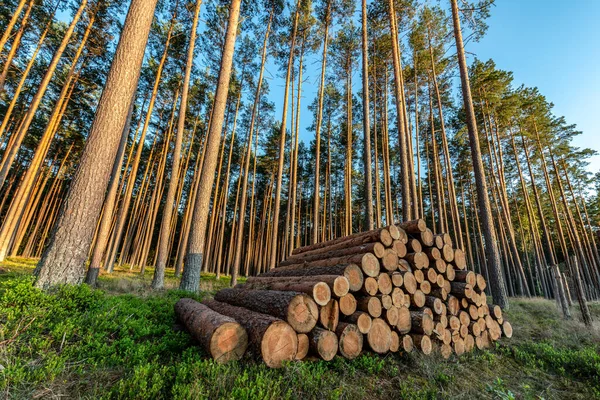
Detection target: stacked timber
<box><xmin>175</xmin><ymin>219</ymin><xmax>513</xmax><ymax>367</ymax></box>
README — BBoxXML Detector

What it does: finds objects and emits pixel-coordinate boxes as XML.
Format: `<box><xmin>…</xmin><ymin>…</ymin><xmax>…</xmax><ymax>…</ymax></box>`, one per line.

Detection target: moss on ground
<box><xmin>1</xmin><ymin>258</ymin><xmax>599</xmax><ymax>399</ymax></box>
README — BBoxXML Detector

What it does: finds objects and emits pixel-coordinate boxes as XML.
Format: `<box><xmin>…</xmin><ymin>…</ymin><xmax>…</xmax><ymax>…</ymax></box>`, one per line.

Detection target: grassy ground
<box><xmin>1</xmin><ymin>258</ymin><xmax>599</xmax><ymax>399</ymax></box>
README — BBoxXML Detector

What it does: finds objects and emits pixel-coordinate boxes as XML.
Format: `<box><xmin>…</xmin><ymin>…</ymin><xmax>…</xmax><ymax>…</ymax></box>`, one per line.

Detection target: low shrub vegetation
<box><xmin>1</xmin><ymin>258</ymin><xmax>599</xmax><ymax>399</ymax></box>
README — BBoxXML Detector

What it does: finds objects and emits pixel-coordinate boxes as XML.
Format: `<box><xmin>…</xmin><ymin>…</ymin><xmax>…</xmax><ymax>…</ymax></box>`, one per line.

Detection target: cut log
<box><xmin>420</xmin><ymin>281</ymin><xmax>431</xmax><ymax>295</ymax></box>
<box><xmin>434</xmin><ymin>259</ymin><xmax>447</xmax><ymax>274</ymax></box>
<box><xmin>319</xmin><ymin>299</ymin><xmax>339</xmax><ymax>331</ymax></box>
<box><xmin>335</xmin><ymin>322</ymin><xmax>363</xmax><ymax>359</ymax></box>
<box><xmin>447</xmin><ymin>295</ymin><xmax>460</xmax><ymax>316</ymax></box>
<box><xmin>410</xmin><ymin>311</ymin><xmax>434</xmax><ymax>335</ymax></box>
<box><xmin>502</xmin><ymin>321</ymin><xmax>513</xmax><ymax>338</ymax></box>
<box><xmin>276</xmin><ymin>252</ymin><xmax>380</xmax><ymax>278</ymax></box>
<box><xmin>387</xmin><ymin>224</ymin><xmax>401</xmax><ymax>240</ymax></box>
<box><xmin>440</xmin><ymin>343</ymin><xmax>453</xmax><ymax>359</ymax></box>
<box><xmin>464</xmin><ymin>334</ymin><xmax>475</xmax><ymax>352</ymax></box>
<box><xmin>425</xmin><ymin>296</ymin><xmax>443</xmax><ymax>315</ymax></box>
<box><xmin>396</xmin><ymin>227</ymin><xmax>408</xmax><ymax>244</ymax></box>
<box><xmin>469</xmin><ymin>321</ymin><xmax>482</xmax><ymax>337</ymax></box>
<box><xmin>258</xmin><ymin>264</ymin><xmax>364</xmax><ymax>292</ymax></box>
<box><xmin>214</xmin><ymin>289</ymin><xmax>318</xmax><ymax>333</ymax></box>
<box><xmin>441</xmin><ymin>244</ymin><xmax>454</xmax><ymax>262</ymax></box>
<box><xmin>424</xmin><ymin>247</ymin><xmax>441</xmax><ymax>261</ymax></box>
<box><xmin>357</xmin><ymin>296</ymin><xmax>382</xmax><ymax>318</ymax></box>
<box><xmin>468</xmin><ymin>304</ymin><xmax>479</xmax><ymax>321</ymax></box>
<box><xmin>396</xmin><ymin>306</ymin><xmax>412</xmax><ymax>334</ymax></box>
<box><xmin>377</xmin><ymin>272</ymin><xmax>393</xmax><ymax>295</ymax></box>
<box><xmin>392</xmin><ymin>240</ymin><xmax>407</xmax><ymax>257</ymax></box>
<box><xmin>402</xmin><ymin>334</ymin><xmax>414</xmax><ymax>352</ymax></box>
<box><xmin>411</xmin><ymin>290</ymin><xmax>426</xmax><ymax>308</ymax></box>
<box><xmin>453</xmin><ymin>248</ymin><xmax>467</xmax><ymax>269</ymax></box>
<box><xmin>367</xmin><ymin>318</ymin><xmax>392</xmax><ymax>353</ymax></box>
<box><xmin>391</xmin><ymin>288</ymin><xmax>405</xmax><ymax>307</ymax></box>
<box><xmin>431</xmin><ymin>288</ymin><xmax>448</xmax><ymax>301</ymax></box>
<box><xmin>339</xmin><ymin>293</ymin><xmax>357</xmax><ymax>316</ymax></box>
<box><xmin>346</xmin><ymin>311</ymin><xmax>372</xmax><ymax>334</ymax></box>
<box><xmin>377</xmin><ymin>294</ymin><xmax>393</xmax><ymax>310</ymax></box>
<box><xmin>445</xmin><ymin>264</ymin><xmax>455</xmax><ymax>281</ymax></box>
<box><xmin>398</xmin><ymin>259</ymin><xmax>410</xmax><ymax>271</ymax></box>
<box><xmin>414</xmin><ymin>269</ymin><xmax>425</xmax><ymax>284</ymax></box>
<box><xmin>389</xmin><ymin>331</ymin><xmax>400</xmax><ymax>352</ymax></box>
<box><xmin>381</xmin><ymin>249</ymin><xmax>399</xmax><ymax>272</ymax></box>
<box><xmin>449</xmin><ymin>282</ymin><xmax>473</xmax><ymax>299</ymax></box>
<box><xmin>476</xmin><ymin>274</ymin><xmax>487</xmax><ymax>291</ymax></box>
<box><xmin>399</xmin><ymin>219</ymin><xmax>427</xmax><ymax>234</ymax></box>
<box><xmin>453</xmin><ymin>338</ymin><xmax>465</xmax><ymax>356</ymax></box>
<box><xmin>459</xmin><ymin>311</ymin><xmax>471</xmax><ymax>327</ymax></box>
<box><xmin>295</xmin><ymin>333</ymin><xmax>309</xmax><ymax>360</ymax></box>
<box><xmin>411</xmin><ymin>334</ymin><xmax>432</xmax><ymax>355</ymax></box>
<box><xmin>434</xmin><ymin>235</ymin><xmax>444</xmax><ymax>249</ymax></box>
<box><xmin>238</xmin><ymin>280</ymin><xmax>331</xmax><ymax>306</ymax></box>
<box><xmin>280</xmin><ymin>242</ymin><xmax>386</xmax><ymax>267</ymax></box>
<box><xmin>406</xmin><ymin>238</ymin><xmax>422</xmax><ymax>253</ymax></box>
<box><xmin>434</xmin><ymin>314</ymin><xmax>448</xmax><ymax>328</ymax></box>
<box><xmin>203</xmin><ymin>299</ymin><xmax>297</xmax><ymax>368</ymax></box>
<box><xmin>403</xmin><ymin>271</ymin><xmax>417</xmax><ymax>294</ymax></box>
<box><xmin>362</xmin><ymin>276</ymin><xmax>379</xmax><ymax>296</ymax></box>
<box><xmin>453</xmin><ymin>270</ymin><xmax>476</xmax><ymax>285</ymax></box>
<box><xmin>292</xmin><ymin>227</ymin><xmax>395</xmax><ymax>256</ymax></box>
<box><xmin>427</xmin><ymin>268</ymin><xmax>438</xmax><ymax>284</ymax></box>
<box><xmin>419</xmin><ymin>229</ymin><xmax>435</xmax><ymax>247</ymax></box>
<box><xmin>435</xmin><ymin>274</ymin><xmax>445</xmax><ymax>289</ymax></box>
<box><xmin>309</xmin><ymin>327</ymin><xmax>339</xmax><ymax>361</ymax></box>
<box><xmin>246</xmin><ymin>275</ymin><xmax>350</xmax><ymax>299</ymax></box>
<box><xmin>384</xmin><ymin>306</ymin><xmax>399</xmax><ymax>326</ymax></box>
<box><xmin>175</xmin><ymin>299</ymin><xmax>248</xmax><ymax>363</ymax></box>
<box><xmin>391</xmin><ymin>272</ymin><xmax>403</xmax><ymax>287</ymax></box>
<box><xmin>492</xmin><ymin>305</ymin><xmax>503</xmax><ymax>320</ymax></box>
<box><xmin>406</xmin><ymin>252</ymin><xmax>429</xmax><ymax>269</ymax></box>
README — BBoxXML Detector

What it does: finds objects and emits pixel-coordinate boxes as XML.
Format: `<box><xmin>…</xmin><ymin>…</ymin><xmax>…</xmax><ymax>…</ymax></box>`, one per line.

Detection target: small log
<box><xmin>402</xmin><ymin>271</ymin><xmax>417</xmax><ymax>294</ymax></box>
<box><xmin>396</xmin><ymin>306</ymin><xmax>412</xmax><ymax>334</ymax></box>
<box><xmin>453</xmin><ymin>248</ymin><xmax>467</xmax><ymax>270</ymax></box>
<box><xmin>434</xmin><ymin>314</ymin><xmax>448</xmax><ymax>329</ymax></box>
<box><xmin>469</xmin><ymin>321</ymin><xmax>482</xmax><ymax>337</ymax></box>
<box><xmin>424</xmin><ymin>247</ymin><xmax>441</xmax><ymax>261</ymax></box>
<box><xmin>339</xmin><ymin>293</ymin><xmax>357</xmax><ymax>316</ymax></box>
<box><xmin>391</xmin><ymin>272</ymin><xmax>403</xmax><ymax>287</ymax></box>
<box><xmin>430</xmin><ymin>288</ymin><xmax>448</xmax><ymax>301</ymax></box>
<box><xmin>435</xmin><ymin>274</ymin><xmax>446</xmax><ymax>289</ymax></box>
<box><xmin>397</xmin><ymin>227</ymin><xmax>408</xmax><ymax>244</ymax></box>
<box><xmin>459</xmin><ymin>311</ymin><xmax>471</xmax><ymax>327</ymax></box>
<box><xmin>345</xmin><ymin>311</ymin><xmax>372</xmax><ymax>334</ymax></box>
<box><xmin>367</xmin><ymin>318</ymin><xmax>392</xmax><ymax>353</ymax></box>
<box><xmin>175</xmin><ymin>299</ymin><xmax>248</xmax><ymax>363</ymax></box>
<box><xmin>410</xmin><ymin>311</ymin><xmax>434</xmax><ymax>335</ymax></box>
<box><xmin>448</xmin><ymin>316</ymin><xmax>461</xmax><ymax>331</ymax></box>
<box><xmin>406</xmin><ymin>238</ymin><xmax>422</xmax><ymax>253</ymax></box>
<box><xmin>362</xmin><ymin>276</ymin><xmax>379</xmax><ymax>296</ymax></box>
<box><xmin>434</xmin><ymin>259</ymin><xmax>447</xmax><ymax>274</ymax></box>
<box><xmin>238</xmin><ymin>280</ymin><xmax>331</xmax><ymax>306</ymax></box>
<box><xmin>384</xmin><ymin>306</ymin><xmax>399</xmax><ymax>326</ymax></box>
<box><xmin>434</xmin><ymin>235</ymin><xmax>444</xmax><ymax>250</ymax></box>
<box><xmin>387</xmin><ymin>224</ymin><xmax>402</xmax><ymax>240</ymax></box>
<box><xmin>464</xmin><ymin>334</ymin><xmax>475</xmax><ymax>352</ymax></box>
<box><xmin>425</xmin><ymin>296</ymin><xmax>443</xmax><ymax>315</ymax></box>
<box><xmin>420</xmin><ymin>280</ymin><xmax>431</xmax><ymax>295</ymax></box>
<box><xmin>214</xmin><ymin>288</ymin><xmax>318</xmax><ymax>333</ymax></box>
<box><xmin>381</xmin><ymin>249</ymin><xmax>399</xmax><ymax>272</ymax></box>
<box><xmin>449</xmin><ymin>282</ymin><xmax>473</xmax><ymax>299</ymax></box>
<box><xmin>440</xmin><ymin>343</ymin><xmax>453</xmax><ymax>359</ymax></box>
<box><xmin>295</xmin><ymin>333</ymin><xmax>309</xmax><ymax>360</ymax></box>
<box><xmin>246</xmin><ymin>275</ymin><xmax>350</xmax><ymax>299</ymax></box>
<box><xmin>391</xmin><ymin>287</ymin><xmax>405</xmax><ymax>307</ymax></box>
<box><xmin>377</xmin><ymin>272</ymin><xmax>393</xmax><ymax>295</ymax></box>
<box><xmin>445</xmin><ymin>264</ymin><xmax>455</xmax><ymax>281</ymax></box>
<box><xmin>406</xmin><ymin>252</ymin><xmax>429</xmax><ymax>270</ymax></box>
<box><xmin>276</xmin><ymin>253</ymin><xmax>380</xmax><ymax>278</ymax></box>
<box><xmin>402</xmin><ymin>335</ymin><xmax>414</xmax><ymax>352</ymax></box>
<box><xmin>447</xmin><ymin>295</ymin><xmax>460</xmax><ymax>316</ymax></box>
<box><xmin>203</xmin><ymin>300</ymin><xmax>297</xmax><ymax>368</ymax></box>
<box><xmin>319</xmin><ymin>299</ymin><xmax>339</xmax><ymax>331</ymax></box>
<box><xmin>419</xmin><ymin>228</ymin><xmax>435</xmax><ymax>247</ymax></box>
<box><xmin>476</xmin><ymin>274</ymin><xmax>487</xmax><ymax>291</ymax></box>
<box><xmin>309</xmin><ymin>327</ymin><xmax>338</xmax><ymax>361</ymax></box>
<box><xmin>453</xmin><ymin>270</ymin><xmax>476</xmax><ymax>285</ymax></box>
<box><xmin>427</xmin><ymin>268</ymin><xmax>438</xmax><ymax>284</ymax></box>
<box><xmin>280</xmin><ymin>242</ymin><xmax>386</xmax><ymax>267</ymax></box>
<box><xmin>398</xmin><ymin>259</ymin><xmax>410</xmax><ymax>271</ymax></box>
<box><xmin>335</xmin><ymin>322</ymin><xmax>363</xmax><ymax>359</ymax></box>
<box><xmin>392</xmin><ymin>240</ymin><xmax>407</xmax><ymax>257</ymax></box>
<box><xmin>411</xmin><ymin>334</ymin><xmax>433</xmax><ymax>355</ymax></box>
<box><xmin>376</xmin><ymin>294</ymin><xmax>393</xmax><ymax>310</ymax></box>
<box><xmin>411</xmin><ymin>290</ymin><xmax>426</xmax><ymax>308</ymax></box>
<box><xmin>502</xmin><ymin>321</ymin><xmax>513</xmax><ymax>338</ymax></box>
<box><xmin>468</xmin><ymin>304</ymin><xmax>479</xmax><ymax>321</ymax></box>
<box><xmin>357</xmin><ymin>296</ymin><xmax>382</xmax><ymax>318</ymax></box>
<box><xmin>389</xmin><ymin>331</ymin><xmax>400</xmax><ymax>352</ymax></box>
<box><xmin>453</xmin><ymin>338</ymin><xmax>465</xmax><ymax>356</ymax></box>
<box><xmin>414</xmin><ymin>269</ymin><xmax>425</xmax><ymax>284</ymax></box>
<box><xmin>399</xmin><ymin>219</ymin><xmax>427</xmax><ymax>234</ymax></box>
<box><xmin>441</xmin><ymin>244</ymin><xmax>454</xmax><ymax>262</ymax></box>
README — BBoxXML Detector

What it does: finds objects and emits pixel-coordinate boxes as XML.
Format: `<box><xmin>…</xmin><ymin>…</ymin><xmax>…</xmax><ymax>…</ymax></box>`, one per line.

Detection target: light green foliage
<box><xmin>1</xmin><ymin>259</ymin><xmax>599</xmax><ymax>399</ymax></box>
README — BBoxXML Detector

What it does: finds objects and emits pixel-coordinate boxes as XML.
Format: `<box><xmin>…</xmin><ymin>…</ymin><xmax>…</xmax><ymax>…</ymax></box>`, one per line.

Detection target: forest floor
<box><xmin>1</xmin><ymin>258</ymin><xmax>600</xmax><ymax>399</ymax></box>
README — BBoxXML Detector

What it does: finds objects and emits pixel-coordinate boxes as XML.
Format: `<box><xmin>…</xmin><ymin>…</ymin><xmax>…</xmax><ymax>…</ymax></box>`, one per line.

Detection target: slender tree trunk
<box><xmin>152</xmin><ymin>0</ymin><xmax>203</xmax><ymax>289</ymax></box>
<box><xmin>181</xmin><ymin>0</ymin><xmax>242</xmax><ymax>291</ymax></box>
<box><xmin>0</xmin><ymin>0</ymin><xmax>35</xmax><ymax>92</ymax></box>
<box><xmin>0</xmin><ymin>0</ymin><xmax>28</xmax><ymax>56</ymax></box>
<box><xmin>361</xmin><ymin>0</ymin><xmax>374</xmax><ymax>231</ymax></box>
<box><xmin>450</xmin><ymin>0</ymin><xmax>508</xmax><ymax>308</ymax></box>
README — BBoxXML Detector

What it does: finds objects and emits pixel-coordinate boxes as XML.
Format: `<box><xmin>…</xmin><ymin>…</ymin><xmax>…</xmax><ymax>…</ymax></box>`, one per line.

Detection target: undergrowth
<box><xmin>1</xmin><ymin>258</ymin><xmax>599</xmax><ymax>399</ymax></box>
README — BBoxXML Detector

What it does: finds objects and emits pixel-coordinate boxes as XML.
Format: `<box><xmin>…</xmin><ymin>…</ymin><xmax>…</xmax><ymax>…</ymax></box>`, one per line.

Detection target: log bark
<box><xmin>214</xmin><ymin>289</ymin><xmax>318</xmax><ymax>333</ymax></box>
<box><xmin>203</xmin><ymin>299</ymin><xmax>297</xmax><ymax>368</ymax></box>
<box><xmin>366</xmin><ymin>318</ymin><xmax>392</xmax><ymax>354</ymax></box>
<box><xmin>309</xmin><ymin>327</ymin><xmax>338</xmax><ymax>361</ymax></box>
<box><xmin>257</xmin><ymin>263</ymin><xmax>364</xmax><ymax>292</ymax></box>
<box><xmin>175</xmin><ymin>298</ymin><xmax>248</xmax><ymax>363</ymax></box>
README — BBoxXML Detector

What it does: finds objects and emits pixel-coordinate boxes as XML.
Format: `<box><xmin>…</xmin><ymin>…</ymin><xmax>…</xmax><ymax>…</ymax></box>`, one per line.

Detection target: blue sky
<box><xmin>264</xmin><ymin>0</ymin><xmax>600</xmax><ymax>175</ymax></box>
<box><xmin>469</xmin><ymin>0</ymin><xmax>600</xmax><ymax>174</ymax></box>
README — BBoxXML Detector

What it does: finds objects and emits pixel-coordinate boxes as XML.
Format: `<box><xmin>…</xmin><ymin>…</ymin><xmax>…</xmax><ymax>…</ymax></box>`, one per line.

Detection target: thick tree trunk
<box><xmin>34</xmin><ymin>0</ymin><xmax>158</xmax><ymax>288</ymax></box>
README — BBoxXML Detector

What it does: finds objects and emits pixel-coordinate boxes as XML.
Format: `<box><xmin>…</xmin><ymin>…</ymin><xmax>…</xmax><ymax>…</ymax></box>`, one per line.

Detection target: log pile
<box><xmin>175</xmin><ymin>219</ymin><xmax>513</xmax><ymax>368</ymax></box>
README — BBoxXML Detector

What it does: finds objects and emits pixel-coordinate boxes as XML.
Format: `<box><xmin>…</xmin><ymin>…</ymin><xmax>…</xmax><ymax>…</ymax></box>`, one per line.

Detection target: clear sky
<box><xmin>469</xmin><ymin>0</ymin><xmax>600</xmax><ymax>174</ymax></box>
<box><xmin>265</xmin><ymin>0</ymin><xmax>600</xmax><ymax>175</ymax></box>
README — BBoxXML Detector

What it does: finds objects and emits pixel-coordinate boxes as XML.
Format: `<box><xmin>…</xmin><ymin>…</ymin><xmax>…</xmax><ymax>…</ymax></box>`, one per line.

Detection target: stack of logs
<box><xmin>175</xmin><ymin>219</ymin><xmax>513</xmax><ymax>368</ymax></box>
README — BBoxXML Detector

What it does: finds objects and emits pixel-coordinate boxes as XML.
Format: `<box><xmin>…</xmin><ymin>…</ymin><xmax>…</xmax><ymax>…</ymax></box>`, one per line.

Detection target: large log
<box><xmin>410</xmin><ymin>311</ymin><xmax>434</xmax><ymax>335</ymax></box>
<box><xmin>292</xmin><ymin>227</ymin><xmax>396</xmax><ymax>255</ymax></box>
<box><xmin>366</xmin><ymin>318</ymin><xmax>392</xmax><ymax>353</ymax></box>
<box><xmin>309</xmin><ymin>327</ymin><xmax>339</xmax><ymax>361</ymax></box>
<box><xmin>175</xmin><ymin>299</ymin><xmax>248</xmax><ymax>363</ymax></box>
<box><xmin>377</xmin><ymin>272</ymin><xmax>393</xmax><ymax>295</ymax></box>
<box><xmin>257</xmin><ymin>264</ymin><xmax>364</xmax><ymax>292</ymax></box>
<box><xmin>381</xmin><ymin>249</ymin><xmax>399</xmax><ymax>272</ymax></box>
<box><xmin>406</xmin><ymin>238</ymin><xmax>422</xmax><ymax>253</ymax></box>
<box><xmin>339</xmin><ymin>293</ymin><xmax>357</xmax><ymax>316</ymax></box>
<box><xmin>399</xmin><ymin>219</ymin><xmax>427</xmax><ymax>234</ymax></box>
<box><xmin>202</xmin><ymin>299</ymin><xmax>297</xmax><ymax>368</ymax></box>
<box><xmin>335</xmin><ymin>322</ymin><xmax>363</xmax><ymax>359</ymax></box>
<box><xmin>280</xmin><ymin>242</ymin><xmax>386</xmax><ymax>267</ymax></box>
<box><xmin>411</xmin><ymin>334</ymin><xmax>432</xmax><ymax>355</ymax></box>
<box><xmin>214</xmin><ymin>289</ymin><xmax>318</xmax><ymax>333</ymax></box>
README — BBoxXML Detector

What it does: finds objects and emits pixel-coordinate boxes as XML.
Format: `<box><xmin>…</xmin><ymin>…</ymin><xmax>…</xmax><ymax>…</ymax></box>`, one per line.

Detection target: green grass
<box><xmin>1</xmin><ymin>258</ymin><xmax>599</xmax><ymax>399</ymax></box>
